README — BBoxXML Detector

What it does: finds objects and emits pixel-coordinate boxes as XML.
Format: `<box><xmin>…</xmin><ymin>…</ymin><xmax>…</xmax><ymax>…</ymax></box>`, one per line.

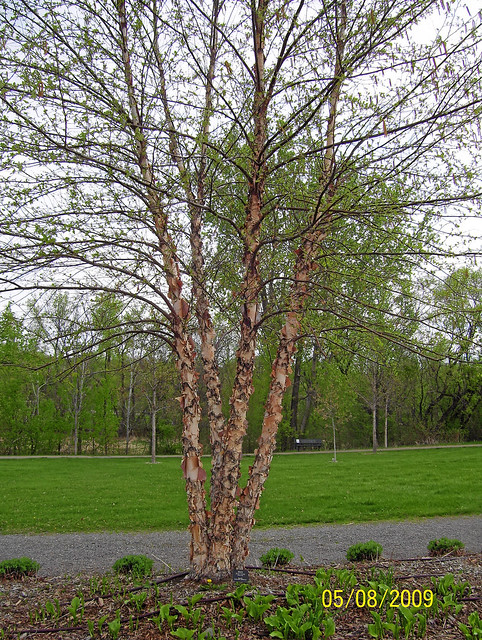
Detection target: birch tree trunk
<box><xmin>117</xmin><ymin>0</ymin><xmax>209</xmax><ymax>577</ymax></box>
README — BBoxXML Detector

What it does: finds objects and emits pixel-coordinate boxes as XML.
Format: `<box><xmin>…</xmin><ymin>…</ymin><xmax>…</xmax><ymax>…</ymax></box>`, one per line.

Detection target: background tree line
<box><xmin>0</xmin><ymin>294</ymin><xmax>181</xmax><ymax>456</ymax></box>
<box><xmin>1</xmin><ymin>264</ymin><xmax>480</xmax><ymax>456</ymax></box>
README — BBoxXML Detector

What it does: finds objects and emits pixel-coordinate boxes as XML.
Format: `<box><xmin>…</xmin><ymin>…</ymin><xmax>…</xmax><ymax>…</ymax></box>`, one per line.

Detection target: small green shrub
<box><xmin>428</xmin><ymin>537</ymin><xmax>464</xmax><ymax>556</ymax></box>
<box><xmin>0</xmin><ymin>557</ymin><xmax>40</xmax><ymax>578</ymax></box>
<box><xmin>112</xmin><ymin>554</ymin><xmax>153</xmax><ymax>578</ymax></box>
<box><xmin>260</xmin><ymin>547</ymin><xmax>294</xmax><ymax>568</ymax></box>
<box><xmin>346</xmin><ymin>541</ymin><xmax>383</xmax><ymax>562</ymax></box>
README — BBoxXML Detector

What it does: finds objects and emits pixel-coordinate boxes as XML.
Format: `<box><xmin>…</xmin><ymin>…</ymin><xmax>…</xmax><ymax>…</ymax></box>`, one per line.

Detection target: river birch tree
<box><xmin>0</xmin><ymin>0</ymin><xmax>481</xmax><ymax>578</ymax></box>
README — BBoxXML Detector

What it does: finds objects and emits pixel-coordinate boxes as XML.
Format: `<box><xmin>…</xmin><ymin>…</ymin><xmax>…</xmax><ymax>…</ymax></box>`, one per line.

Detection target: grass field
<box><xmin>0</xmin><ymin>448</ymin><xmax>480</xmax><ymax>534</ymax></box>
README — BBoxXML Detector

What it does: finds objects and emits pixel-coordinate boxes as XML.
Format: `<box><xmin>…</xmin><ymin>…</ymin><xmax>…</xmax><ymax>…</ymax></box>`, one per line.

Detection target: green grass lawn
<box><xmin>0</xmin><ymin>448</ymin><xmax>480</xmax><ymax>534</ymax></box>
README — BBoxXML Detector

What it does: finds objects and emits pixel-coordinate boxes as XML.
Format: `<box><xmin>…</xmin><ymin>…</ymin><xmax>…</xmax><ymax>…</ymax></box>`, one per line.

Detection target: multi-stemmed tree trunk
<box><xmin>115</xmin><ymin>0</ymin><xmax>347</xmax><ymax>578</ymax></box>
<box><xmin>1</xmin><ymin>0</ymin><xmax>480</xmax><ymax>580</ymax></box>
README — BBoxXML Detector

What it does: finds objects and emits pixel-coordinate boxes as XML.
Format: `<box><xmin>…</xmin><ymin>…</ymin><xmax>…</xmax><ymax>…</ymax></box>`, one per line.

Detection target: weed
<box><xmin>260</xmin><ymin>547</ymin><xmax>294</xmax><ymax>568</ymax></box>
<box><xmin>346</xmin><ymin>541</ymin><xmax>383</xmax><ymax>562</ymax></box>
<box><xmin>428</xmin><ymin>537</ymin><xmax>464</xmax><ymax>556</ymax></box>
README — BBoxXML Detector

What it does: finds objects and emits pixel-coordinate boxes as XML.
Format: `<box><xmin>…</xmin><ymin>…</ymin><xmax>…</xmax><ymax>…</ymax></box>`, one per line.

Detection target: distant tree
<box><xmin>415</xmin><ymin>268</ymin><xmax>482</xmax><ymax>440</ymax></box>
<box><xmin>0</xmin><ymin>306</ymin><xmax>31</xmax><ymax>452</ymax></box>
<box><xmin>316</xmin><ymin>361</ymin><xmax>354</xmax><ymax>460</ymax></box>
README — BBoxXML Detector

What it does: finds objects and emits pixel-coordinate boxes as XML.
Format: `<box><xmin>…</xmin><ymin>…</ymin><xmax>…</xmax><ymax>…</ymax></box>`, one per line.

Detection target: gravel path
<box><xmin>1</xmin><ymin>516</ymin><xmax>480</xmax><ymax>577</ymax></box>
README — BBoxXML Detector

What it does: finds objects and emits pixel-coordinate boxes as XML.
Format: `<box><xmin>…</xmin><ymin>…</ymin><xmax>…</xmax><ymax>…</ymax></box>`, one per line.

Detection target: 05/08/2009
<box><xmin>320</xmin><ymin>588</ymin><xmax>434</xmax><ymax>609</ymax></box>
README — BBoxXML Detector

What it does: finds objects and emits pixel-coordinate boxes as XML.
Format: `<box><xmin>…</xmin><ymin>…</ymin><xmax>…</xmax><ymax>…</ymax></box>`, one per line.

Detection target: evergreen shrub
<box><xmin>428</xmin><ymin>537</ymin><xmax>464</xmax><ymax>556</ymax></box>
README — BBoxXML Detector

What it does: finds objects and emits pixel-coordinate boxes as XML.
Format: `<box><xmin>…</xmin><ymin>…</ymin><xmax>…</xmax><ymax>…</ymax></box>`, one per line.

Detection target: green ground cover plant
<box><xmin>112</xmin><ymin>555</ymin><xmax>153</xmax><ymax>578</ymax></box>
<box><xmin>346</xmin><ymin>541</ymin><xmax>383</xmax><ymax>562</ymax></box>
<box><xmin>0</xmin><ymin>557</ymin><xmax>40</xmax><ymax>577</ymax></box>
<box><xmin>428</xmin><ymin>537</ymin><xmax>465</xmax><ymax>555</ymax></box>
<box><xmin>0</xmin><ymin>448</ymin><xmax>480</xmax><ymax>534</ymax></box>
<box><xmin>0</xmin><ymin>559</ymin><xmax>480</xmax><ymax>640</ymax></box>
<box><xmin>260</xmin><ymin>548</ymin><xmax>294</xmax><ymax>568</ymax></box>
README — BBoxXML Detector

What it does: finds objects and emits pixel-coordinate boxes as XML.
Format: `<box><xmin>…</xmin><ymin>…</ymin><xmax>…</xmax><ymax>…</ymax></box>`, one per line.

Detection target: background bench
<box><xmin>294</xmin><ymin>438</ymin><xmax>323</xmax><ymax>451</ymax></box>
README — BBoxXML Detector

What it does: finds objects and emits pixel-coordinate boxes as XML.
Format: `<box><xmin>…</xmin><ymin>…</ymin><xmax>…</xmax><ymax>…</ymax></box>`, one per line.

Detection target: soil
<box><xmin>0</xmin><ymin>553</ymin><xmax>480</xmax><ymax>639</ymax></box>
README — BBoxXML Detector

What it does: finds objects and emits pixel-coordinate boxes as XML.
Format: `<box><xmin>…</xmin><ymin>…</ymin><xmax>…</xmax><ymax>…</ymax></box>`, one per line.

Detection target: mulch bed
<box><xmin>0</xmin><ymin>553</ymin><xmax>480</xmax><ymax>639</ymax></box>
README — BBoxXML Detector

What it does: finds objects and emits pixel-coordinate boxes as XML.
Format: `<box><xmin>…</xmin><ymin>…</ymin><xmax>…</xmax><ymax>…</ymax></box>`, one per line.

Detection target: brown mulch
<box><xmin>0</xmin><ymin>553</ymin><xmax>480</xmax><ymax>639</ymax></box>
